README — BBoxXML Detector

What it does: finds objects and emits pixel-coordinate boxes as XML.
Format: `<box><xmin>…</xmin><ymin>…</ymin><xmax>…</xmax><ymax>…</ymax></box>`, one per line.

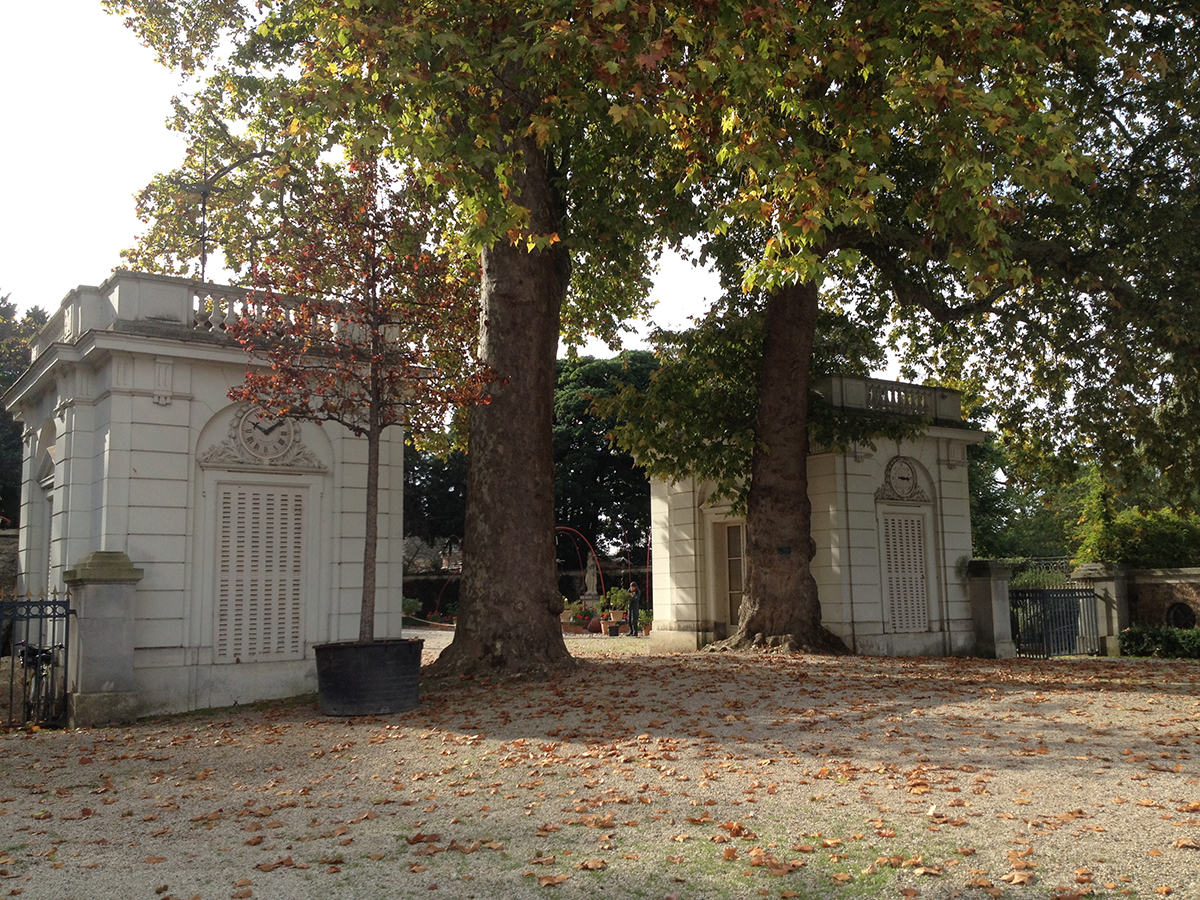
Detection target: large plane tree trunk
<box><xmin>709</xmin><ymin>281</ymin><xmax>848</xmax><ymax>654</ymax></box>
<box><xmin>430</xmin><ymin>140</ymin><xmax>574</xmax><ymax>678</ymax></box>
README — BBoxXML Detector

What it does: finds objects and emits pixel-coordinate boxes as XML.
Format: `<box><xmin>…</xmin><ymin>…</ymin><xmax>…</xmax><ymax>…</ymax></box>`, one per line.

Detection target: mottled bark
<box><xmin>430</xmin><ymin>141</ymin><xmax>574</xmax><ymax>677</ymax></box>
<box><xmin>708</xmin><ymin>281</ymin><xmax>848</xmax><ymax>654</ymax></box>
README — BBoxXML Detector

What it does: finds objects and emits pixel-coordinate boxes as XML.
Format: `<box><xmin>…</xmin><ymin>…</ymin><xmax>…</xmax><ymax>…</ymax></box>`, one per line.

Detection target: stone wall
<box><xmin>1127</xmin><ymin>569</ymin><xmax>1200</xmax><ymax>629</ymax></box>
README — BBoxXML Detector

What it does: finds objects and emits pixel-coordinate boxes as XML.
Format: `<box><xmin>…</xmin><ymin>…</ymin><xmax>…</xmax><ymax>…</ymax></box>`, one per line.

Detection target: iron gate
<box><xmin>2</xmin><ymin>592</ymin><xmax>72</xmax><ymax>728</ymax></box>
<box><xmin>1010</xmin><ymin>588</ymin><xmax>1100</xmax><ymax>659</ymax></box>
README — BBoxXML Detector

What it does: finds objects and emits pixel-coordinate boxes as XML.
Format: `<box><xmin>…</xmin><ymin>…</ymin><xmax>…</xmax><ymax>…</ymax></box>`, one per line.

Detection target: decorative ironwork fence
<box><xmin>1010</xmin><ymin>587</ymin><xmax>1100</xmax><ymax>659</ymax></box>
<box><xmin>2</xmin><ymin>591</ymin><xmax>72</xmax><ymax>728</ymax></box>
<box><xmin>1010</xmin><ymin>557</ymin><xmax>1074</xmax><ymax>589</ymax></box>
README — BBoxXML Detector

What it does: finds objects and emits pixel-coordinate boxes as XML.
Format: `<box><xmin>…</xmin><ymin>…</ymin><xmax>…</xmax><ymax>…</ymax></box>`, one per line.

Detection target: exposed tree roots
<box><xmin>705</xmin><ymin>626</ymin><xmax>851</xmax><ymax>656</ymax></box>
<box><xmin>426</xmin><ymin>634</ymin><xmax>577</xmax><ymax>682</ymax></box>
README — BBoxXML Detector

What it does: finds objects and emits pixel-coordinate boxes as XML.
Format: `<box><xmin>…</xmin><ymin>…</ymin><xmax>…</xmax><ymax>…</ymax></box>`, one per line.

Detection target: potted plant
<box><xmin>604</xmin><ymin>587</ymin><xmax>630</xmax><ymax>634</ymax></box>
<box><xmin>561</xmin><ymin>601</ymin><xmax>594</xmax><ymax>634</ymax></box>
<box><xmin>229</xmin><ymin>157</ymin><xmax>484</xmax><ymax>715</ymax></box>
<box><xmin>639</xmin><ymin>609</ymin><xmax>653</xmax><ymax>636</ymax></box>
<box><xmin>605</xmin><ymin>587</ymin><xmax>630</xmax><ymax>616</ymax></box>
<box><xmin>402</xmin><ymin>597</ymin><xmax>422</xmax><ymax>625</ymax></box>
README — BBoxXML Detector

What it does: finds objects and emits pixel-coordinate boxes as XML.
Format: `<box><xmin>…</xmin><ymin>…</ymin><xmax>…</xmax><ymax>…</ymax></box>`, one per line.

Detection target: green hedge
<box><xmin>1077</xmin><ymin>507</ymin><xmax>1200</xmax><ymax>569</ymax></box>
<box><xmin>1118</xmin><ymin>625</ymin><xmax>1200</xmax><ymax>659</ymax></box>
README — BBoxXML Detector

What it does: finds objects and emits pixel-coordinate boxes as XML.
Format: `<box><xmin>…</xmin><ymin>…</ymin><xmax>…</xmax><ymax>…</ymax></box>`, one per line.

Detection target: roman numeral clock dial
<box><xmin>237</xmin><ymin>408</ymin><xmax>296</xmax><ymax>461</ymax></box>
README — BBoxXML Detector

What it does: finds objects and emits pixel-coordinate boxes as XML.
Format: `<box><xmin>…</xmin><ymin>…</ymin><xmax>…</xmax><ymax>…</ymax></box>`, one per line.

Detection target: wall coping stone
<box><xmin>967</xmin><ymin>559</ymin><xmax>1013</xmax><ymax>578</ymax></box>
<box><xmin>1127</xmin><ymin>567</ymin><xmax>1200</xmax><ymax>582</ymax></box>
<box><xmin>64</xmin><ymin>551</ymin><xmax>145</xmax><ymax>585</ymax></box>
<box><xmin>1071</xmin><ymin>562</ymin><xmax>1130</xmax><ymax>581</ymax></box>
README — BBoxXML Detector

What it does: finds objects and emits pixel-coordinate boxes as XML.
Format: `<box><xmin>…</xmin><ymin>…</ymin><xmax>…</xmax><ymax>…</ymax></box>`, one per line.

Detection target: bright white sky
<box><xmin>0</xmin><ymin>1</ymin><xmax>721</xmax><ymax>354</ymax></box>
<box><xmin>1</xmin><ymin>3</ymin><xmax>183</xmax><ymax>314</ymax></box>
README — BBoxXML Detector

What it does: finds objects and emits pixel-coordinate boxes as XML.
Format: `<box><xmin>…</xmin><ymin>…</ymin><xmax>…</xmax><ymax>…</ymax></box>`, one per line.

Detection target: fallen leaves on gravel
<box><xmin>531</xmin><ymin>873</ymin><xmax>569</xmax><ymax>887</ymax></box>
<box><xmin>405</xmin><ymin>831</ymin><xmax>442</xmax><ymax>844</ymax></box>
<box><xmin>254</xmin><ymin>856</ymin><xmax>294</xmax><ymax>872</ymax></box>
<box><xmin>1001</xmin><ymin>870</ymin><xmax>1036</xmax><ymax>885</ymax></box>
<box><xmin>4</xmin><ymin>652</ymin><xmax>1198</xmax><ymax>900</ymax></box>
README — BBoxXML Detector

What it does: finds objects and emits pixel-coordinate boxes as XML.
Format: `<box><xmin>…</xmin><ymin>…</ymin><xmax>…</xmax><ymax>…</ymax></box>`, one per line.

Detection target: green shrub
<box><xmin>1077</xmin><ymin>507</ymin><xmax>1200</xmax><ymax>569</ymax></box>
<box><xmin>638</xmin><ymin>609</ymin><xmax>652</xmax><ymax>630</ymax></box>
<box><xmin>402</xmin><ymin>597</ymin><xmax>421</xmax><ymax>617</ymax></box>
<box><xmin>1118</xmin><ymin>625</ymin><xmax>1200</xmax><ymax>659</ymax></box>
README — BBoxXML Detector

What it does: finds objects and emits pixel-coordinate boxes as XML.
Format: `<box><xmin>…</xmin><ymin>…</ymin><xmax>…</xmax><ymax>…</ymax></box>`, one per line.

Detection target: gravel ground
<box><xmin>0</xmin><ymin>631</ymin><xmax>1198</xmax><ymax>900</ymax></box>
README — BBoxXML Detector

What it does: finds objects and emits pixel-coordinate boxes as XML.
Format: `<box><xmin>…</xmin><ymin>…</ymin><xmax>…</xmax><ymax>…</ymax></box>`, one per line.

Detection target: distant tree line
<box><xmin>0</xmin><ymin>294</ymin><xmax>48</xmax><ymax>528</ymax></box>
<box><xmin>405</xmin><ymin>351</ymin><xmax>656</xmax><ymax>577</ymax></box>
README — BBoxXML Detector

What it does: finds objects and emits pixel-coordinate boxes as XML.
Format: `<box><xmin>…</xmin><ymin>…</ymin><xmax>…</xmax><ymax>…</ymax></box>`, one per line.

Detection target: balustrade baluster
<box><xmin>193</xmin><ymin>292</ymin><xmax>212</xmax><ymax>330</ymax></box>
<box><xmin>223</xmin><ymin>294</ymin><xmax>241</xmax><ymax>331</ymax></box>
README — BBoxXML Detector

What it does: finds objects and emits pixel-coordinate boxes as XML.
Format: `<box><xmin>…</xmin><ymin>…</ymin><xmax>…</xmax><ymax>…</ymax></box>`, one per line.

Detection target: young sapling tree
<box><xmin>229</xmin><ymin>156</ymin><xmax>485</xmax><ymax>644</ymax></box>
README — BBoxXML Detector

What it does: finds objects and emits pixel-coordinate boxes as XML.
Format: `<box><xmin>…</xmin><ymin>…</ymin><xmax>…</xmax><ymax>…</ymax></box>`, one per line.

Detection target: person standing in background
<box><xmin>627</xmin><ymin>581</ymin><xmax>641</xmax><ymax>638</ymax></box>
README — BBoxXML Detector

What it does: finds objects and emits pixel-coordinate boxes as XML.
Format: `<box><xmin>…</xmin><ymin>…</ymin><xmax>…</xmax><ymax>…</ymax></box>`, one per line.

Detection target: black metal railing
<box><xmin>2</xmin><ymin>592</ymin><xmax>72</xmax><ymax>728</ymax></box>
<box><xmin>1010</xmin><ymin>587</ymin><xmax>1100</xmax><ymax>659</ymax></box>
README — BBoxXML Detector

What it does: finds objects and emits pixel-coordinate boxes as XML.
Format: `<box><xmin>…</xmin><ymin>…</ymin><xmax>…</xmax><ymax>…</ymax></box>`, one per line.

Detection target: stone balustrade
<box><xmin>31</xmin><ymin>271</ymin><xmax>323</xmax><ymax>360</ymax></box>
<box><xmin>191</xmin><ymin>282</ymin><xmax>253</xmax><ymax>332</ymax></box>
<box><xmin>863</xmin><ymin>379</ymin><xmax>935</xmax><ymax>416</ymax></box>
<box><xmin>815</xmin><ymin>374</ymin><xmax>964</xmax><ymax>423</ymax></box>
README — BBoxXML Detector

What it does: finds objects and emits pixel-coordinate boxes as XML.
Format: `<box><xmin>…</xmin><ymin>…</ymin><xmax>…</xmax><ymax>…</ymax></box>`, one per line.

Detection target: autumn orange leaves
<box><xmin>0</xmin><ymin>651</ymin><xmax>1198</xmax><ymax>897</ymax></box>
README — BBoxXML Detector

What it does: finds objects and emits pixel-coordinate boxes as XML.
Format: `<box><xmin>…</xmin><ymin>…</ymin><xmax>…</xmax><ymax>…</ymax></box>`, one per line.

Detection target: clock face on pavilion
<box><xmin>237</xmin><ymin>408</ymin><xmax>296</xmax><ymax>460</ymax></box>
<box><xmin>887</xmin><ymin>458</ymin><xmax>918</xmax><ymax>498</ymax></box>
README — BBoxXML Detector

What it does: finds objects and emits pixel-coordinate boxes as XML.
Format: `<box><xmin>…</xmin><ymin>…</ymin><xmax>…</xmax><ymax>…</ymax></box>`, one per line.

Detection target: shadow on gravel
<box><xmin>2</xmin><ymin>648</ymin><xmax>1197</xmax><ymax>900</ymax></box>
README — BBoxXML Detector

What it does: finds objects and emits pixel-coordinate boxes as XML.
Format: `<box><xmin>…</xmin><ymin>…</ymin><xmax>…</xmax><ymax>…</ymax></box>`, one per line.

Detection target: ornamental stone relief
<box><xmin>874</xmin><ymin>456</ymin><xmax>931</xmax><ymax>503</ymax></box>
<box><xmin>197</xmin><ymin>406</ymin><xmax>326</xmax><ymax>471</ymax></box>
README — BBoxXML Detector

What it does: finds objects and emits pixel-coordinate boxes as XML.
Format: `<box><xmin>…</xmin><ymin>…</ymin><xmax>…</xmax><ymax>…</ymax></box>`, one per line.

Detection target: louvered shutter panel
<box><xmin>216</xmin><ymin>486</ymin><xmax>306</xmax><ymax>661</ymax></box>
<box><xmin>883</xmin><ymin>513</ymin><xmax>929</xmax><ymax>633</ymax></box>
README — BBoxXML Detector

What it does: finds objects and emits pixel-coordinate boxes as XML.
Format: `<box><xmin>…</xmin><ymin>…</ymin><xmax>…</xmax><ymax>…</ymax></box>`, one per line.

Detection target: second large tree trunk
<box><xmin>430</xmin><ymin>141</ymin><xmax>574</xmax><ymax>678</ymax></box>
<box><xmin>711</xmin><ymin>281</ymin><xmax>848</xmax><ymax>654</ymax></box>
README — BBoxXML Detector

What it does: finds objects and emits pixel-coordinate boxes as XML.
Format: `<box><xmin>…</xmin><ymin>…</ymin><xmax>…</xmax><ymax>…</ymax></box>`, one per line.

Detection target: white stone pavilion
<box><xmin>649</xmin><ymin>375</ymin><xmax>987</xmax><ymax>657</ymax></box>
<box><xmin>3</xmin><ymin>271</ymin><xmax>405</xmax><ymax>720</ymax></box>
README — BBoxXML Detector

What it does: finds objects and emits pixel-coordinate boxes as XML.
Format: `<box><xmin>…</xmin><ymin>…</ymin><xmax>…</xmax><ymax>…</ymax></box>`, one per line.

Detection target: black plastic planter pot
<box><xmin>314</xmin><ymin>638</ymin><xmax>424</xmax><ymax>716</ymax></box>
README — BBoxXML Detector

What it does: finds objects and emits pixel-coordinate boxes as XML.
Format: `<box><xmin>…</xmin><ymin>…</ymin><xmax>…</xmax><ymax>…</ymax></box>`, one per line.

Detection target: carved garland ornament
<box><xmin>197</xmin><ymin>406</ymin><xmax>326</xmax><ymax>471</ymax></box>
<box><xmin>874</xmin><ymin>456</ymin><xmax>930</xmax><ymax>503</ymax></box>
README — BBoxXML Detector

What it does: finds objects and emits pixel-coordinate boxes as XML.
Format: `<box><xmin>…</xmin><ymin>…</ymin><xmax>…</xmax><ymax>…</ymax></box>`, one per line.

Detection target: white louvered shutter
<box><xmin>882</xmin><ymin>513</ymin><xmax>929</xmax><ymax>633</ymax></box>
<box><xmin>216</xmin><ymin>486</ymin><xmax>306</xmax><ymax>661</ymax></box>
